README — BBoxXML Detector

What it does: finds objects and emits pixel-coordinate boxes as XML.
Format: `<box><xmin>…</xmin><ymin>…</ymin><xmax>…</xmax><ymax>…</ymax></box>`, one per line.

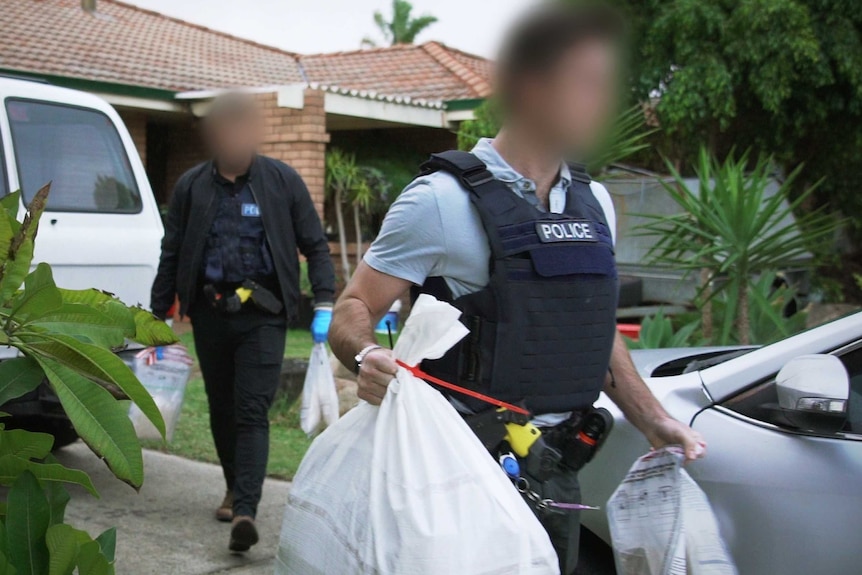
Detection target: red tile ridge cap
<box><xmin>421</xmin><ymin>41</ymin><xmax>492</xmax><ymax>98</ymax></box>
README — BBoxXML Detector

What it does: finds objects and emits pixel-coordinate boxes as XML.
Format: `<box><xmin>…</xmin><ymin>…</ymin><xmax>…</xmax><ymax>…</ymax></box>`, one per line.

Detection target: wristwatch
<box><xmin>354</xmin><ymin>344</ymin><xmax>384</xmax><ymax>374</ymax></box>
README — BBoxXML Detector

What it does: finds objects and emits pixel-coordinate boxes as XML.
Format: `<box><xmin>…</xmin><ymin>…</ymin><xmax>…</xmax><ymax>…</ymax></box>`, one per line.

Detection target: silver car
<box><xmin>578</xmin><ymin>311</ymin><xmax>862</xmax><ymax>575</ymax></box>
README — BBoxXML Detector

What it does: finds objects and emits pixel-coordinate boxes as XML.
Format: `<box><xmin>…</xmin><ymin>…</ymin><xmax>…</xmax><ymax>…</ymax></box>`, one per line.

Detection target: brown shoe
<box><xmin>215</xmin><ymin>491</ymin><xmax>234</xmax><ymax>523</ymax></box>
<box><xmin>229</xmin><ymin>516</ymin><xmax>259</xmax><ymax>553</ymax></box>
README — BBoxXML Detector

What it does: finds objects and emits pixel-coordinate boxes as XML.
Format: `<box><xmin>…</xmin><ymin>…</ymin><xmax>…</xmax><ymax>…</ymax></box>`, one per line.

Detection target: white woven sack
<box><xmin>277</xmin><ymin>294</ymin><xmax>559</xmax><ymax>575</ymax></box>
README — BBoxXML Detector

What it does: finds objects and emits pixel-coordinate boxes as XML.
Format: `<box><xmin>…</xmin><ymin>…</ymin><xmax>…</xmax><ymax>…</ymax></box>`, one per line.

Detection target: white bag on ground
<box><xmin>277</xmin><ymin>294</ymin><xmax>559</xmax><ymax>575</ymax></box>
<box><xmin>128</xmin><ymin>345</ymin><xmax>193</xmax><ymax>442</ymax></box>
<box><xmin>607</xmin><ymin>447</ymin><xmax>737</xmax><ymax>575</ymax></box>
<box><xmin>300</xmin><ymin>342</ymin><xmax>340</xmax><ymax>436</ymax></box>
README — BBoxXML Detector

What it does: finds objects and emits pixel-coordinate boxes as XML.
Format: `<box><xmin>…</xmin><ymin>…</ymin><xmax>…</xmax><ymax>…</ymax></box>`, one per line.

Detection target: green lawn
<box><xmin>141</xmin><ymin>328</ymin><xmax>317</xmax><ymax>480</ymax></box>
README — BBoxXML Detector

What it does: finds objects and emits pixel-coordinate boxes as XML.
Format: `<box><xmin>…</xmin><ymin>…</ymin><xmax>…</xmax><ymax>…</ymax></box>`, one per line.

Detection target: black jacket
<box><xmin>150</xmin><ymin>156</ymin><xmax>335</xmax><ymax>321</ymax></box>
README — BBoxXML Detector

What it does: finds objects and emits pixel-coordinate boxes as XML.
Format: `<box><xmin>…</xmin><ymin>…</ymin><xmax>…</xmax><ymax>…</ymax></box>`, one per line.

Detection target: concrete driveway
<box><xmin>55</xmin><ymin>442</ymin><xmax>290</xmax><ymax>575</ymax></box>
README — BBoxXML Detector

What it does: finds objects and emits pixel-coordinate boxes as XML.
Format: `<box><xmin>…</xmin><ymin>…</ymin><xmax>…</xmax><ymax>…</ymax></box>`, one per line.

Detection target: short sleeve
<box><xmin>363</xmin><ymin>181</ymin><xmax>446</xmax><ymax>285</ymax></box>
<box><xmin>589</xmin><ymin>182</ymin><xmax>617</xmax><ymax>245</ymax></box>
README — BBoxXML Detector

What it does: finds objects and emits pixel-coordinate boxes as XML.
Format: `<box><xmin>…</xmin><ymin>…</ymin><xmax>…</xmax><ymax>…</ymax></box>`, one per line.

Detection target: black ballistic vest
<box><xmin>202</xmin><ymin>183</ymin><xmax>274</xmax><ymax>284</ymax></box>
<box><xmin>412</xmin><ymin>151</ymin><xmax>618</xmax><ymax>415</ymax></box>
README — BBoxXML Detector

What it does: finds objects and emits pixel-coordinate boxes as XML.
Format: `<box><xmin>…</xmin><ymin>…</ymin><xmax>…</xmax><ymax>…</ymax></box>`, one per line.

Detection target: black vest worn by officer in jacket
<box><xmin>202</xmin><ymin>183</ymin><xmax>274</xmax><ymax>285</ymax></box>
<box><xmin>412</xmin><ymin>151</ymin><xmax>618</xmax><ymax>415</ymax></box>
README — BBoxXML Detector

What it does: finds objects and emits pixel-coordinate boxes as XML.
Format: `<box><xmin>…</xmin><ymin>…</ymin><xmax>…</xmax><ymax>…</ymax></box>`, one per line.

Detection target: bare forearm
<box><xmin>603</xmin><ymin>331</ymin><xmax>670</xmax><ymax>436</ymax></box>
<box><xmin>330</xmin><ymin>297</ymin><xmax>380</xmax><ymax>371</ymax></box>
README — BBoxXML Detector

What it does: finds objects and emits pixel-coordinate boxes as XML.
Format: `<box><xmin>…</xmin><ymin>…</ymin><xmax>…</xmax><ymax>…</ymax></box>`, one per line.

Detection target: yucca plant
<box><xmin>0</xmin><ymin>185</ymin><xmax>177</xmax><ymax>574</ymax></box>
<box><xmin>586</xmin><ymin>104</ymin><xmax>658</xmax><ymax>175</ymax></box>
<box><xmin>458</xmin><ymin>102</ymin><xmax>657</xmax><ymax>177</ymax></box>
<box><xmin>638</xmin><ymin>148</ymin><xmax>838</xmax><ymax>344</ymax></box>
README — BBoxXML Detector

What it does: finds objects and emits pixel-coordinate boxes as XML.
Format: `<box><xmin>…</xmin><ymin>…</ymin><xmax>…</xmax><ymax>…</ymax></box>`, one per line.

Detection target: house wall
<box><xmin>115</xmin><ymin>90</ymin><xmax>330</xmax><ymax>218</ymax></box>
<box><xmin>118</xmin><ymin>110</ymin><xmax>148</xmax><ymax>168</ymax></box>
<box><xmin>256</xmin><ymin>89</ymin><xmax>329</xmax><ymax>219</ymax></box>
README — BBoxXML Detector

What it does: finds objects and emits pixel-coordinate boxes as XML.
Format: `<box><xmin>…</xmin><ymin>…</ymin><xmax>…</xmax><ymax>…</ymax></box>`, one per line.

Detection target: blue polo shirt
<box><xmin>364</xmin><ymin>138</ymin><xmax>616</xmax><ymax>298</ymax></box>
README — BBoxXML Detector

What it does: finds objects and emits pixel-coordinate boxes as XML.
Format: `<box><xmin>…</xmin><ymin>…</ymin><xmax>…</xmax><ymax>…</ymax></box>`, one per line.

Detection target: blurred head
<box><xmin>496</xmin><ymin>2</ymin><xmax>625</xmax><ymax>155</ymax></box>
<box><xmin>203</xmin><ymin>92</ymin><xmax>263</xmax><ymax>172</ymax></box>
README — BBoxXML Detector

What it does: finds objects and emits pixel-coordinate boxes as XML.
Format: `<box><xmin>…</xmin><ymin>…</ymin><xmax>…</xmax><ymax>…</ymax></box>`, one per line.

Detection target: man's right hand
<box><xmin>357</xmin><ymin>348</ymin><xmax>398</xmax><ymax>405</ymax></box>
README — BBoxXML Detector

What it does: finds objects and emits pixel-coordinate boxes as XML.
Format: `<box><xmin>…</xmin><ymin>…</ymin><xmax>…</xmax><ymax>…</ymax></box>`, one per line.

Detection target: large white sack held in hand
<box><xmin>607</xmin><ymin>447</ymin><xmax>737</xmax><ymax>575</ymax></box>
<box><xmin>300</xmin><ymin>342</ymin><xmax>340</xmax><ymax>436</ymax></box>
<box><xmin>277</xmin><ymin>294</ymin><xmax>559</xmax><ymax>575</ymax></box>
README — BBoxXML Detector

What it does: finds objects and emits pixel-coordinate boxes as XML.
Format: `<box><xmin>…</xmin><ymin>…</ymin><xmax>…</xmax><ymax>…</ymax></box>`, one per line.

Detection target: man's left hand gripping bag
<box><xmin>276</xmin><ymin>294</ymin><xmax>560</xmax><ymax>575</ymax></box>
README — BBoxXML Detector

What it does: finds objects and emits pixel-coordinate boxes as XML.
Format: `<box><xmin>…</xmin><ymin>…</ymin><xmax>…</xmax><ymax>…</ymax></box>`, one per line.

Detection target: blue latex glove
<box><xmin>311</xmin><ymin>308</ymin><xmax>333</xmax><ymax>343</ymax></box>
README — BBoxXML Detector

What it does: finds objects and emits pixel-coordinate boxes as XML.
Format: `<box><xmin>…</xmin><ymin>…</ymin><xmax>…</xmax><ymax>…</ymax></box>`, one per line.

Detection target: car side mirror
<box><xmin>776</xmin><ymin>354</ymin><xmax>849</xmax><ymax>434</ymax></box>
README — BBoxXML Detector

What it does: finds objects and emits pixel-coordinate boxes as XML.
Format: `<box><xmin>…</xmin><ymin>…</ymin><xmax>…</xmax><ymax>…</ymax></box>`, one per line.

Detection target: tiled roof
<box><xmin>0</xmin><ymin>0</ymin><xmax>303</xmax><ymax>92</ymax></box>
<box><xmin>0</xmin><ymin>0</ymin><xmax>493</xmax><ymax>103</ymax></box>
<box><xmin>300</xmin><ymin>43</ymin><xmax>492</xmax><ymax>102</ymax></box>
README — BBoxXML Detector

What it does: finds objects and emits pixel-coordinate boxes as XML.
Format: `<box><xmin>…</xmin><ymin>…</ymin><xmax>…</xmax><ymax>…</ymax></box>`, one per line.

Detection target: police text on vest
<box><xmin>535</xmin><ymin>220</ymin><xmax>596</xmax><ymax>243</ymax></box>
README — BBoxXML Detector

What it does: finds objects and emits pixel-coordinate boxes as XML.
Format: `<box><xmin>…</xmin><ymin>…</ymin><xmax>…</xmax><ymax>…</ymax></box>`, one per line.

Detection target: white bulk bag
<box><xmin>299</xmin><ymin>342</ymin><xmax>340</xmax><ymax>436</ymax></box>
<box><xmin>276</xmin><ymin>294</ymin><xmax>559</xmax><ymax>575</ymax></box>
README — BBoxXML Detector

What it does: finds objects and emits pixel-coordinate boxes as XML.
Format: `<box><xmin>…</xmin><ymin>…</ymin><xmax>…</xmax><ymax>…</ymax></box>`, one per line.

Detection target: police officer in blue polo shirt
<box><xmin>151</xmin><ymin>92</ymin><xmax>335</xmax><ymax>552</ymax></box>
<box><xmin>329</xmin><ymin>5</ymin><xmax>706</xmax><ymax>573</ymax></box>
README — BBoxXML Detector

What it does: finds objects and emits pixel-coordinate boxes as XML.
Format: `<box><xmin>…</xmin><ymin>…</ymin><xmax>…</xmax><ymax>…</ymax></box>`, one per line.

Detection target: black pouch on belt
<box><xmin>545</xmin><ymin>407</ymin><xmax>614</xmax><ymax>472</ymax></box>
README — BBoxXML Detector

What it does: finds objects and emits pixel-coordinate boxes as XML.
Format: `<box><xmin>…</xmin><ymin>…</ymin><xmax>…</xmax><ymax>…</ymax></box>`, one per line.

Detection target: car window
<box><xmin>5</xmin><ymin>99</ymin><xmax>141</xmax><ymax>214</ymax></box>
<box><xmin>0</xmin><ymin>129</ymin><xmax>7</xmax><ymax>198</ymax></box>
<box><xmin>838</xmin><ymin>345</ymin><xmax>862</xmax><ymax>433</ymax></box>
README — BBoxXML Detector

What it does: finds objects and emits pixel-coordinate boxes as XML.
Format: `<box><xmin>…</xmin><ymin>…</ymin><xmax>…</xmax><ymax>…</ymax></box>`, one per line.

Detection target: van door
<box><xmin>3</xmin><ymin>98</ymin><xmax>163</xmax><ymax>308</ymax></box>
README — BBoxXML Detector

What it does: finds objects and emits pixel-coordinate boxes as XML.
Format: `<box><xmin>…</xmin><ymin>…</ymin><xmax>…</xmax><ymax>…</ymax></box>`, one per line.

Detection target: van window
<box><xmin>0</xmin><ymin>130</ymin><xmax>7</xmax><ymax>198</ymax></box>
<box><xmin>6</xmin><ymin>99</ymin><xmax>142</xmax><ymax>213</ymax></box>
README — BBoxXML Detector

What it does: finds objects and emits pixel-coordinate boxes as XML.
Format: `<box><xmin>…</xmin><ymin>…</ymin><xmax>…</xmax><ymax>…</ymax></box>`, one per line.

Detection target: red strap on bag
<box><xmin>395</xmin><ymin>359</ymin><xmax>531</xmax><ymax>416</ymax></box>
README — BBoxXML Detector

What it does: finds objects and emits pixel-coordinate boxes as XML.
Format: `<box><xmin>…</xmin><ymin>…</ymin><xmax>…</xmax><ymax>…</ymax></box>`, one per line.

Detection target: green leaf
<box><xmin>75</xmin><ymin>541</ymin><xmax>111</xmax><ymax>575</ymax></box>
<box><xmin>0</xmin><ymin>191</ymin><xmax>20</xmax><ymax>221</ymax></box>
<box><xmin>45</xmin><ymin>524</ymin><xmax>81</xmax><ymax>575</ymax></box>
<box><xmin>21</xmin><ymin>334</ymin><xmax>165</xmax><ymax>437</ymax></box>
<box><xmin>41</xmin><ymin>475</ymin><xmax>70</xmax><ymax>527</ymax></box>
<box><xmin>0</xmin><ymin>428</ymin><xmax>54</xmax><ymax>460</ymax></box>
<box><xmin>0</xmin><ymin>185</ymin><xmax>50</xmax><ymax>305</ymax></box>
<box><xmin>94</xmin><ymin>528</ymin><xmax>116</xmax><ymax>564</ymax></box>
<box><xmin>0</xmin><ymin>357</ymin><xmax>44</xmax><ymax>407</ymax></box>
<box><xmin>10</xmin><ymin>264</ymin><xmax>62</xmax><ymax>321</ymax></box>
<box><xmin>6</xmin><ymin>471</ymin><xmax>50</xmax><ymax>575</ymax></box>
<box><xmin>27</xmin><ymin>304</ymin><xmax>132</xmax><ymax>349</ymax></box>
<box><xmin>34</xmin><ymin>357</ymin><xmax>143</xmax><ymax>488</ymax></box>
<box><xmin>0</xmin><ymin>455</ymin><xmax>97</xmax><ymax>497</ymax></box>
<box><xmin>0</xmin><ymin>548</ymin><xmax>16</xmax><ymax>575</ymax></box>
<box><xmin>130</xmin><ymin>307</ymin><xmax>179</xmax><ymax>346</ymax></box>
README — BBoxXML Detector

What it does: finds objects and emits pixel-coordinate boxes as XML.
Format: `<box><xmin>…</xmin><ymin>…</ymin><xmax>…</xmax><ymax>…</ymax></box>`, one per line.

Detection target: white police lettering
<box><xmin>535</xmin><ymin>220</ymin><xmax>596</xmax><ymax>243</ymax></box>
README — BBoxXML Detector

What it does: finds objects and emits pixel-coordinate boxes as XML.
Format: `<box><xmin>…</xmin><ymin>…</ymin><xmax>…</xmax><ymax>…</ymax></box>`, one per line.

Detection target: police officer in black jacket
<box><xmin>150</xmin><ymin>93</ymin><xmax>335</xmax><ymax>552</ymax></box>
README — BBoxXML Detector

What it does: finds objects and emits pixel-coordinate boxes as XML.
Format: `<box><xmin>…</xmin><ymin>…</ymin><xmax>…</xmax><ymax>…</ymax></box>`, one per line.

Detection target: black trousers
<box><xmin>522</xmin><ymin>465</ymin><xmax>582</xmax><ymax>575</ymax></box>
<box><xmin>190</xmin><ymin>303</ymin><xmax>286</xmax><ymax>518</ymax></box>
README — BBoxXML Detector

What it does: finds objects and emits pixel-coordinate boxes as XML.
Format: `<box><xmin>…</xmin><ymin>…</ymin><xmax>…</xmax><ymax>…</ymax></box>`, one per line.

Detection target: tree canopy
<box><xmin>370</xmin><ymin>0</ymin><xmax>438</xmax><ymax>46</ymax></box>
<box><xmin>610</xmin><ymin>0</ymin><xmax>862</xmax><ymax>238</ymax></box>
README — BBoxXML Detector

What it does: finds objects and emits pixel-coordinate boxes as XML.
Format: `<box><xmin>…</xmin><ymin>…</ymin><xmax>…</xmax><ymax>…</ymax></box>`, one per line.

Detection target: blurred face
<box><xmin>516</xmin><ymin>38</ymin><xmax>620</xmax><ymax>155</ymax></box>
<box><xmin>205</xmin><ymin>108</ymin><xmax>263</xmax><ymax>171</ymax></box>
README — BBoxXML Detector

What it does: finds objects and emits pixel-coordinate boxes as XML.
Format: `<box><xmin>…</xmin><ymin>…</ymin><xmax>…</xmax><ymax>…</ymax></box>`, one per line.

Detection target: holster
<box><xmin>242</xmin><ymin>280</ymin><xmax>284</xmax><ymax>315</ymax></box>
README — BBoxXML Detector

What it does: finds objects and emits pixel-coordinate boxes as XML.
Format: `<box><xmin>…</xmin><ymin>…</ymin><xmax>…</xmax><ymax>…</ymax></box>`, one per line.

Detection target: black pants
<box><xmin>191</xmin><ymin>303</ymin><xmax>287</xmax><ymax>518</ymax></box>
<box><xmin>522</xmin><ymin>465</ymin><xmax>582</xmax><ymax>575</ymax></box>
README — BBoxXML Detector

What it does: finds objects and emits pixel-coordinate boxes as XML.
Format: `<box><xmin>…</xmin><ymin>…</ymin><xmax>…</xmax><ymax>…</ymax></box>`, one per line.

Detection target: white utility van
<box><xmin>0</xmin><ymin>76</ymin><xmax>163</xmax><ymax>306</ymax></box>
<box><xmin>0</xmin><ymin>76</ymin><xmax>164</xmax><ymax>445</ymax></box>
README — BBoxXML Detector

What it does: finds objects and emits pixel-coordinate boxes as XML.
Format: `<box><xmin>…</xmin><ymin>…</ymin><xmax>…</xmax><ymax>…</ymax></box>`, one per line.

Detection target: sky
<box><xmin>126</xmin><ymin>0</ymin><xmax>537</xmax><ymax>58</ymax></box>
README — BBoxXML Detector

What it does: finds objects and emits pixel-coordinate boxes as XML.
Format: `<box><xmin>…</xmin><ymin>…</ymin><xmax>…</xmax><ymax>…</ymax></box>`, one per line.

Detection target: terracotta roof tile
<box><xmin>301</xmin><ymin>43</ymin><xmax>493</xmax><ymax>102</ymax></box>
<box><xmin>0</xmin><ymin>0</ymin><xmax>493</xmax><ymax>103</ymax></box>
<box><xmin>0</xmin><ymin>0</ymin><xmax>303</xmax><ymax>92</ymax></box>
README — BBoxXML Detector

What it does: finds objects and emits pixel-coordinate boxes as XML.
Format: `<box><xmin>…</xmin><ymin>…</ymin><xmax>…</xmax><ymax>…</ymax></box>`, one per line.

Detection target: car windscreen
<box><xmin>6</xmin><ymin>99</ymin><xmax>142</xmax><ymax>213</ymax></box>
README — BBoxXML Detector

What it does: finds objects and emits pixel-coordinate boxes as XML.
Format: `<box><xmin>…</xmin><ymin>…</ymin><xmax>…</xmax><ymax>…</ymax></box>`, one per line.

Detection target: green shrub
<box><xmin>0</xmin><ymin>185</ymin><xmax>177</xmax><ymax>573</ymax></box>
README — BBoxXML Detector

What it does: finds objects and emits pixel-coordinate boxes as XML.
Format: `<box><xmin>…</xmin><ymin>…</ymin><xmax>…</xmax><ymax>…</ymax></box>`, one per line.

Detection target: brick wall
<box><xmin>162</xmin><ymin>117</ymin><xmax>208</xmax><ymax>201</ymax></box>
<box><xmin>256</xmin><ymin>89</ymin><xmax>330</xmax><ymax>218</ymax></box>
<box><xmin>119</xmin><ymin>110</ymin><xmax>148</xmax><ymax>167</ymax></box>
